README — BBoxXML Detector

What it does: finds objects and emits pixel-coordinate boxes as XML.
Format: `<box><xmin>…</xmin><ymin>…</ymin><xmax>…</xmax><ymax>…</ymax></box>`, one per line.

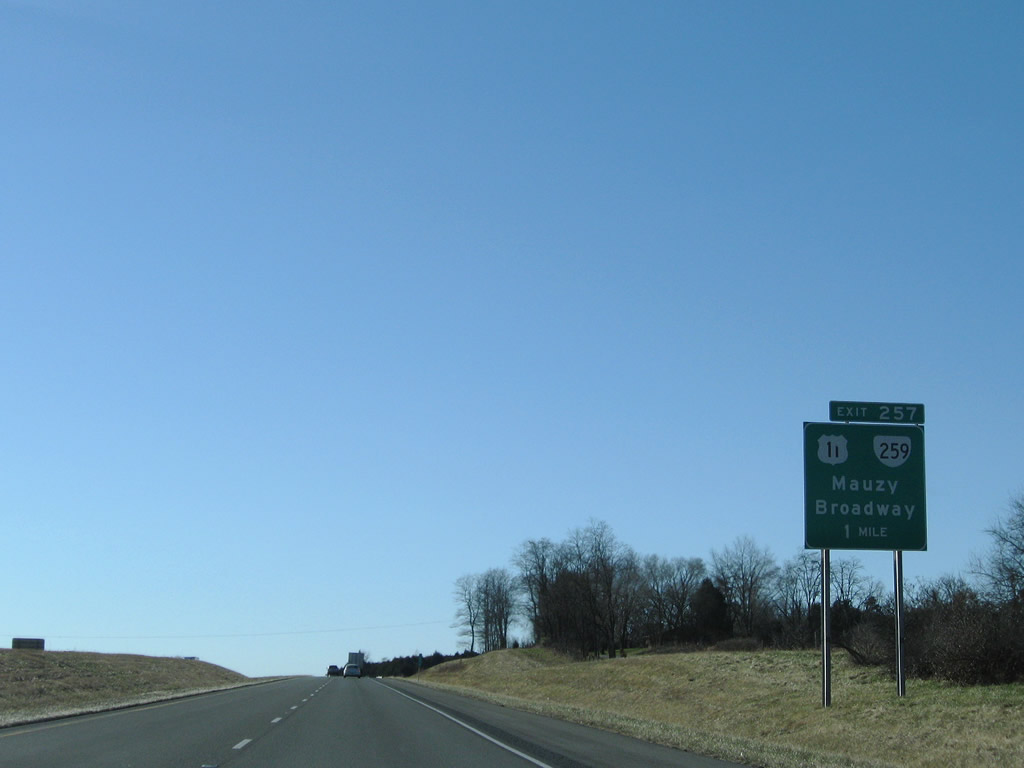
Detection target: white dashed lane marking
<box><xmin>271</xmin><ymin>717</ymin><xmax>282</xmax><ymax>724</ymax></box>
<box><xmin>233</xmin><ymin>739</ymin><xmax>252</xmax><ymax>750</ymax></box>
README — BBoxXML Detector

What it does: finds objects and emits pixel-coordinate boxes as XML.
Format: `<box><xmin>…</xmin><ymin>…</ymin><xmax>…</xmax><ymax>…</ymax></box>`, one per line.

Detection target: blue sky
<box><xmin>3</xmin><ymin>1</ymin><xmax>1022</xmax><ymax>677</ymax></box>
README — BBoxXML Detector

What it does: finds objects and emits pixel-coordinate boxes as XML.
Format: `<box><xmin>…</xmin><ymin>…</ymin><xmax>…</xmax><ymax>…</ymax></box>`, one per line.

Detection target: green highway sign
<box><xmin>829</xmin><ymin>401</ymin><xmax>925</xmax><ymax>424</ymax></box>
<box><xmin>804</xmin><ymin>422</ymin><xmax>927</xmax><ymax>551</ymax></box>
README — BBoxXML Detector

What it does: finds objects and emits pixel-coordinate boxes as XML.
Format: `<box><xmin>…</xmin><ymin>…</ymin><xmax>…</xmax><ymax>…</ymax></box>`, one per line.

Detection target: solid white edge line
<box><xmin>232</xmin><ymin>739</ymin><xmax>252</xmax><ymax>750</ymax></box>
<box><xmin>378</xmin><ymin>682</ymin><xmax>556</xmax><ymax>768</ymax></box>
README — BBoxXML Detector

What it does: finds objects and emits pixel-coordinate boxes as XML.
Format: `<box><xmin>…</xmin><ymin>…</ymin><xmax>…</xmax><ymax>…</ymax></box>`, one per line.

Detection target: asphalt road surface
<box><xmin>0</xmin><ymin>676</ymin><xmax>746</xmax><ymax>768</ymax></box>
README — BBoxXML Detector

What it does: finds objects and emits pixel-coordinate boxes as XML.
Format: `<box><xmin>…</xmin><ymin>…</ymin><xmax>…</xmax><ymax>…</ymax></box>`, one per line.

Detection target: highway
<box><xmin>0</xmin><ymin>676</ymin><xmax>743</xmax><ymax>767</ymax></box>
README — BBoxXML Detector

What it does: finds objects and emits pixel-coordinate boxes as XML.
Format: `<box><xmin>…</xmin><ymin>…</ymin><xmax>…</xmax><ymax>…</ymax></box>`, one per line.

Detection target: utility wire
<box><xmin>36</xmin><ymin>620</ymin><xmax>448</xmax><ymax>641</ymax></box>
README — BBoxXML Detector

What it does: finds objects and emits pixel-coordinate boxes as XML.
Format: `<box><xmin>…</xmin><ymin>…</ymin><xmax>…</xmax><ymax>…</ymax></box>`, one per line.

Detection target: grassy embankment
<box><xmin>416</xmin><ymin>647</ymin><xmax>1024</xmax><ymax>768</ymax></box>
<box><xmin>0</xmin><ymin>649</ymin><xmax>262</xmax><ymax>727</ymax></box>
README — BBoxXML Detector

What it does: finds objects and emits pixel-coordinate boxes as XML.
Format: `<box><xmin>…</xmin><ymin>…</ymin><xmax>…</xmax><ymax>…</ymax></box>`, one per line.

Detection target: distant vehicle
<box><xmin>343</xmin><ymin>663</ymin><xmax>361</xmax><ymax>678</ymax></box>
<box><xmin>327</xmin><ymin>665</ymin><xmax>341</xmax><ymax>676</ymax></box>
<box><xmin>348</xmin><ymin>651</ymin><xmax>365</xmax><ymax>667</ymax></box>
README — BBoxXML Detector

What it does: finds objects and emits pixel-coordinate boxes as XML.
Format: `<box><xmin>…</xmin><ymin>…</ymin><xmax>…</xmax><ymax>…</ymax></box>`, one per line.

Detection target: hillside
<box><xmin>416</xmin><ymin>647</ymin><xmax>1024</xmax><ymax>768</ymax></box>
<box><xmin>0</xmin><ymin>649</ymin><xmax>257</xmax><ymax>727</ymax></box>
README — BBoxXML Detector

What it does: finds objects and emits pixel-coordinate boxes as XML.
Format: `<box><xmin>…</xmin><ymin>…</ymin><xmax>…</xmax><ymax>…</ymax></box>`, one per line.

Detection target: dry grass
<box><xmin>417</xmin><ymin>648</ymin><xmax>1024</xmax><ymax>768</ymax></box>
<box><xmin>0</xmin><ymin>649</ymin><xmax>261</xmax><ymax>727</ymax></box>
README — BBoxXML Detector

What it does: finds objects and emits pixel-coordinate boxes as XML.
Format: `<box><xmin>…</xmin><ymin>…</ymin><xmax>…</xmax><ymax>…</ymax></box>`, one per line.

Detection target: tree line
<box><xmin>362</xmin><ymin>650</ymin><xmax>478</xmax><ymax>678</ymax></box>
<box><xmin>453</xmin><ymin>493</ymin><xmax>1024</xmax><ymax>684</ymax></box>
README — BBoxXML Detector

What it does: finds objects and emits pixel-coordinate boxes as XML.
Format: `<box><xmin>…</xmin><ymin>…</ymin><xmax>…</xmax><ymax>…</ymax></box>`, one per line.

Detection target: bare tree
<box><xmin>526</xmin><ymin>521</ymin><xmax>641</xmax><ymax>658</ymax></box>
<box><xmin>543</xmin><ymin>541</ymin><xmax>597</xmax><ymax>657</ymax></box>
<box><xmin>907</xmin><ymin>573</ymin><xmax>975</xmax><ymax>610</ymax></box>
<box><xmin>776</xmin><ymin>551</ymin><xmax>820</xmax><ymax>646</ymax></box>
<box><xmin>479</xmin><ymin>568</ymin><xmax>517</xmax><ymax>652</ymax></box>
<box><xmin>641</xmin><ymin>555</ymin><xmax>706</xmax><ymax>645</ymax></box>
<box><xmin>452</xmin><ymin>574</ymin><xmax>482</xmax><ymax>653</ymax></box>
<box><xmin>666</xmin><ymin>557</ymin><xmax>707</xmax><ymax>633</ymax></box>
<box><xmin>640</xmin><ymin>555</ymin><xmax>674</xmax><ymax>646</ymax></box>
<box><xmin>830</xmin><ymin>556</ymin><xmax>884</xmax><ymax>610</ymax></box>
<box><xmin>711</xmin><ymin>535</ymin><xmax>779</xmax><ymax>638</ymax></box>
<box><xmin>574</xmin><ymin>520</ymin><xmax>643</xmax><ymax>658</ymax></box>
<box><xmin>614</xmin><ymin>547</ymin><xmax>642</xmax><ymax>655</ymax></box>
<box><xmin>513</xmin><ymin>538</ymin><xmax>557</xmax><ymax>644</ymax></box>
<box><xmin>971</xmin><ymin>493</ymin><xmax>1024</xmax><ymax>606</ymax></box>
<box><xmin>581</xmin><ymin>521</ymin><xmax>621</xmax><ymax>657</ymax></box>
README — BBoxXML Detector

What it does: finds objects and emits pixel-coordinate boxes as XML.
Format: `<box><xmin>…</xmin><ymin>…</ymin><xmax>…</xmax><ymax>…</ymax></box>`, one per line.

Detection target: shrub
<box><xmin>840</xmin><ymin>621</ymin><xmax>893</xmax><ymax>667</ymax></box>
<box><xmin>904</xmin><ymin>582</ymin><xmax>1024</xmax><ymax>684</ymax></box>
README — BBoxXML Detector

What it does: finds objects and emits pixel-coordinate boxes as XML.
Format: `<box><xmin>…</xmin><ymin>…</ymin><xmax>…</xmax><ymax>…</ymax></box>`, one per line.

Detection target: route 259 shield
<box><xmin>874</xmin><ymin>435</ymin><xmax>912</xmax><ymax>468</ymax></box>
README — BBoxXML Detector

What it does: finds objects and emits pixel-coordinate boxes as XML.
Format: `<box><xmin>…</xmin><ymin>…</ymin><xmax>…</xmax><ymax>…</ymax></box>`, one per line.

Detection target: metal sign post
<box><xmin>821</xmin><ymin>549</ymin><xmax>832</xmax><ymax>708</ymax></box>
<box><xmin>894</xmin><ymin>551</ymin><xmax>906</xmax><ymax>697</ymax></box>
